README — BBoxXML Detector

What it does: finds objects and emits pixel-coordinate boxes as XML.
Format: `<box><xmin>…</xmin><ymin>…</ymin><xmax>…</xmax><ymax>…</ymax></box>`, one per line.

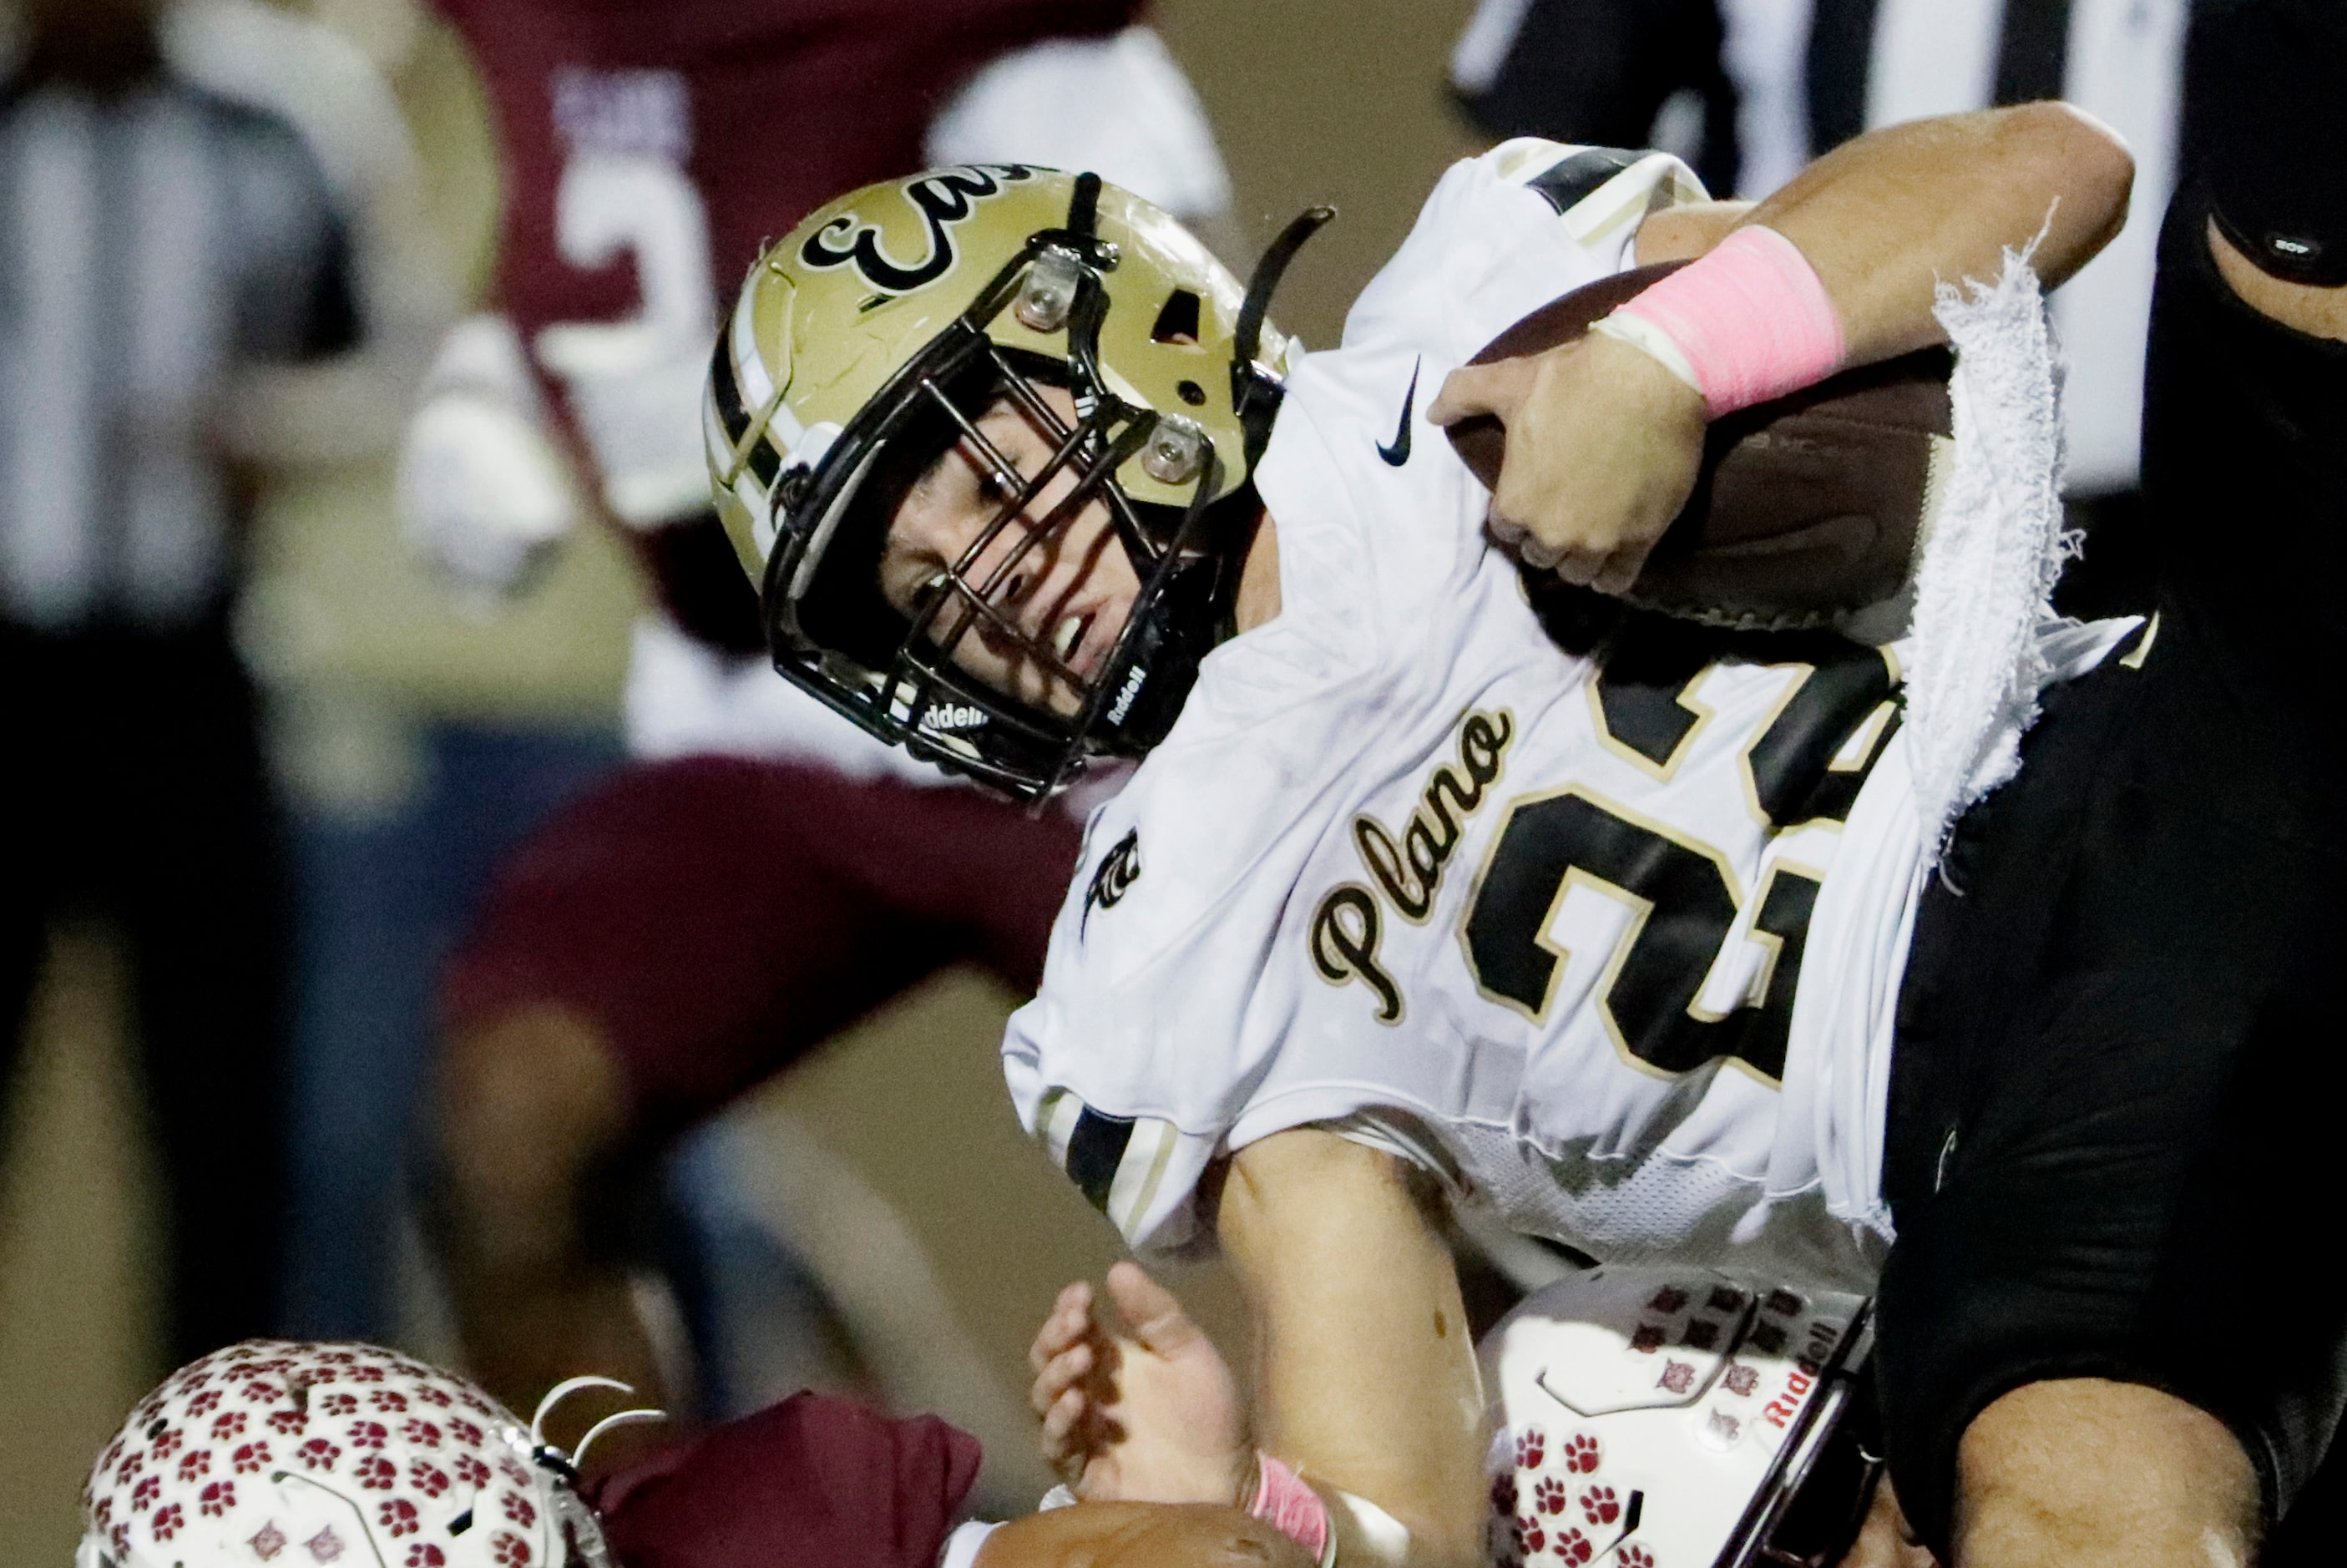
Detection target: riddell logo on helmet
<box><xmin>799</xmin><ymin>165</ymin><xmax>1036</xmax><ymax>293</ymax></box>
<box><xmin>921</xmin><ymin>704</ymin><xmax>989</xmax><ymax>733</ymax></box>
<box><xmin>1106</xmin><ymin>664</ymin><xmax>1148</xmax><ymax>725</ymax></box>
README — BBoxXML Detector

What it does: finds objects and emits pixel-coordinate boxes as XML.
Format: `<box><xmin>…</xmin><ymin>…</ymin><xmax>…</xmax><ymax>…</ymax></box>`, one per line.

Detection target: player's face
<box><xmin>879</xmin><ymin>385</ymin><xmax>1142</xmax><ymax>718</ymax></box>
<box><xmin>975</xmin><ymin>1502</ymin><xmax>1315</xmax><ymax>1568</ymax></box>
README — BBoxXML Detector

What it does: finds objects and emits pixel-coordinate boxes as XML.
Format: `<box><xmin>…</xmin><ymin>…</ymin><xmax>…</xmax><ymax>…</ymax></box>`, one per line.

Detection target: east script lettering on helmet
<box><xmin>797</xmin><ymin>165</ymin><xmax>1037</xmax><ymax>293</ymax></box>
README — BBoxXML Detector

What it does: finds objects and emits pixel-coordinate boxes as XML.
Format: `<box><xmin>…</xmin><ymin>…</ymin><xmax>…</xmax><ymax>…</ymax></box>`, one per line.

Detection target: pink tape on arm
<box><xmin>1610</xmin><ymin>225</ymin><xmax>1847</xmax><ymax>418</ymax></box>
<box><xmin>1249</xmin><ymin>1454</ymin><xmax>1333</xmax><ymax>1565</ymax></box>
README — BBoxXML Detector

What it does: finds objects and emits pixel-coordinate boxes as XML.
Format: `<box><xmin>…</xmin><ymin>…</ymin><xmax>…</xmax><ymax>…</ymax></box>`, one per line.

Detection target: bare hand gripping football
<box><xmin>1445</xmin><ymin>263</ymin><xmax>1953</xmax><ymax>630</ymax></box>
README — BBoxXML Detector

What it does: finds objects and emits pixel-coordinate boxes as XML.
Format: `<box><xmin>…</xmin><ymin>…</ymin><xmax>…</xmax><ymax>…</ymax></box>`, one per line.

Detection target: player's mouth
<box><xmin>1054</xmin><ymin>612</ymin><xmax>1093</xmax><ymax>668</ymax></box>
<box><xmin>1046</xmin><ymin>598</ymin><xmax>1127</xmax><ymax>684</ymax></box>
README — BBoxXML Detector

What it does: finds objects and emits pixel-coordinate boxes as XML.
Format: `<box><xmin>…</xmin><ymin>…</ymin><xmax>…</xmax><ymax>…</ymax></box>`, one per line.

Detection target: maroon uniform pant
<box><xmin>443</xmin><ymin>756</ymin><xmax>1084</xmax><ymax>1145</ymax></box>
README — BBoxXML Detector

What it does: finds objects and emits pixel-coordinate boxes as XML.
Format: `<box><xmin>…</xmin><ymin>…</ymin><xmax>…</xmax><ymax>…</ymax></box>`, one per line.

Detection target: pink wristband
<box><xmin>1609</xmin><ymin>225</ymin><xmax>1846</xmax><ymax>418</ymax></box>
<box><xmin>1249</xmin><ymin>1453</ymin><xmax>1333</xmax><ymax>1565</ymax></box>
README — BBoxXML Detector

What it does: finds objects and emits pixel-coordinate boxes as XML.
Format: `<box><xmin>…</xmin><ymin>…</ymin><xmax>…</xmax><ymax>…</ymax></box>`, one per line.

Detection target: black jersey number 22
<box><xmin>1464</xmin><ymin>646</ymin><xmax>1895</xmax><ymax>1082</ymax></box>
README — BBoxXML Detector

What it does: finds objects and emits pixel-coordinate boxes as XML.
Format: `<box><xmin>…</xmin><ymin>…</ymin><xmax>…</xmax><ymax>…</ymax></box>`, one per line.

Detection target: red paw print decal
<box><xmin>350</xmin><ymin>1366</ymin><xmax>387</xmax><ymax>1384</ymax></box>
<box><xmin>349</xmin><ymin>1422</ymin><xmax>389</xmax><ymax>1450</ymax></box>
<box><xmin>199</xmin><ymin>1481</ymin><xmax>236</xmax><ymax>1518</ymax></box>
<box><xmin>322</xmin><ymin>1393</ymin><xmax>360</xmax><ymax>1418</ymax></box>
<box><xmin>177</xmin><ymin>1448</ymin><xmax>211</xmax><ymax>1481</ymax></box>
<box><xmin>417</xmin><ymin>1387</ymin><xmax>453</xmax><ymax>1409</ymax></box>
<box><xmin>1531</xmin><ymin>1478</ymin><xmax>1568</xmax><ymax>1516</ymax></box>
<box><xmin>410</xmin><ymin>1463</ymin><xmax>450</xmax><ymax>1499</ymax></box>
<box><xmin>187</xmin><ymin>1390</ymin><xmax>224</xmax><ymax>1417</ymax></box>
<box><xmin>151</xmin><ymin>1428</ymin><xmax>185</xmax><ymax>1460</ymax></box>
<box><xmin>1553</xmin><ymin>1527</ymin><xmax>1593</xmax><ymax>1565</ymax></box>
<box><xmin>407</xmin><ymin>1550</ymin><xmax>446</xmax><ymax>1568</ymax></box>
<box><xmin>402</xmin><ymin>1420</ymin><xmax>443</xmax><ymax>1449</ymax></box>
<box><xmin>1514</xmin><ymin>1427</ymin><xmax>1546</xmax><ymax>1469</ymax></box>
<box><xmin>212</xmin><ymin>1410</ymin><xmax>248</xmax><ymax>1440</ymax></box>
<box><xmin>453</xmin><ymin>1455</ymin><xmax>492</xmax><ymax>1490</ymax></box>
<box><xmin>243</xmin><ymin>1381</ymin><xmax>283</xmax><ymax>1404</ymax></box>
<box><xmin>269</xmin><ymin>1409</ymin><xmax>309</xmax><ymax>1435</ymax></box>
<box><xmin>379</xmin><ymin>1500</ymin><xmax>420</xmax><ymax>1538</ymax></box>
<box><xmin>490</xmin><ymin>1531</ymin><xmax>533</xmax><ymax>1566</ymax></box>
<box><xmin>501</xmin><ymin>1494</ymin><xmax>538</xmax><ymax>1528</ymax></box>
<box><xmin>131</xmin><ymin>1477</ymin><xmax>162</xmax><ymax>1510</ymax></box>
<box><xmin>116</xmin><ymin>1450</ymin><xmax>145</xmax><ymax>1482</ymax></box>
<box><xmin>297</xmin><ymin>1439</ymin><xmax>341</xmax><ymax>1471</ymax></box>
<box><xmin>370</xmin><ymin>1391</ymin><xmax>410</xmax><ymax>1414</ymax></box>
<box><xmin>151</xmin><ymin>1505</ymin><xmax>185</xmax><ymax>1542</ymax></box>
<box><xmin>232</xmin><ymin>1442</ymin><xmax>271</xmax><ymax>1474</ymax></box>
<box><xmin>1512</xmin><ymin>1517</ymin><xmax>1545</xmax><ymax>1556</ymax></box>
<box><xmin>1579</xmin><ymin>1486</ymin><xmax>1620</xmax><ymax>1526</ymax></box>
<box><xmin>356</xmin><ymin>1456</ymin><xmax>398</xmax><ymax>1490</ymax></box>
<box><xmin>1618</xmin><ymin>1548</ymin><xmax>1653</xmax><ymax>1568</ymax></box>
<box><xmin>448</xmin><ymin>1419</ymin><xmax>485</xmax><ymax>1446</ymax></box>
<box><xmin>498</xmin><ymin>1459</ymin><xmax>531</xmax><ymax>1489</ymax></box>
<box><xmin>1560</xmin><ymin>1434</ymin><xmax>1601</xmax><ymax>1474</ymax></box>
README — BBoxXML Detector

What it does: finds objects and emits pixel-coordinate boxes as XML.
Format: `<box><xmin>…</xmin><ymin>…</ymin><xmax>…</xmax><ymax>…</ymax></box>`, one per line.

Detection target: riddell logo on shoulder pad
<box><xmin>921</xmin><ymin>704</ymin><xmax>989</xmax><ymax>732</ymax></box>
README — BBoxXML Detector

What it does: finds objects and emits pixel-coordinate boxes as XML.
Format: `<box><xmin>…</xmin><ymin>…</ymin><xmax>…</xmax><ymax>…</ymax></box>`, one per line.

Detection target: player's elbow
<box><xmin>2009</xmin><ymin>100</ymin><xmax>2136</xmax><ymax>252</ymax></box>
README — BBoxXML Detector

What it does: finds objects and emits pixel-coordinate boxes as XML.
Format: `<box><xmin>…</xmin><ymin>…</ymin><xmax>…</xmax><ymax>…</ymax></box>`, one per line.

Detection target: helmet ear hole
<box><xmin>1151</xmin><ymin>288</ymin><xmax>1202</xmax><ymax>345</ymax></box>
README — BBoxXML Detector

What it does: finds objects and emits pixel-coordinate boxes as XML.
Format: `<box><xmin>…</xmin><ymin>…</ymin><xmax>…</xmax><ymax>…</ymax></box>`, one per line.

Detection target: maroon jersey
<box><xmin>440</xmin><ymin>0</ymin><xmax>1140</xmax><ymax>346</ymax></box>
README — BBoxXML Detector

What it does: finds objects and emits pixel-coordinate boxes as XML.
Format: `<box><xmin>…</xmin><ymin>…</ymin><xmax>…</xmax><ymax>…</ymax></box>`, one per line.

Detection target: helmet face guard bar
<box><xmin>761</xmin><ymin>193</ymin><xmax>1241</xmax><ymax>802</ymax></box>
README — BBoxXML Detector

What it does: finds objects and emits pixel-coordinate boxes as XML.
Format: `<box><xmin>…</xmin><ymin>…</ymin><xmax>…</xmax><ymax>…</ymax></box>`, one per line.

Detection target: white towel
<box><xmin>1903</xmin><ymin>245</ymin><xmax>2082</xmax><ymax>865</ymax></box>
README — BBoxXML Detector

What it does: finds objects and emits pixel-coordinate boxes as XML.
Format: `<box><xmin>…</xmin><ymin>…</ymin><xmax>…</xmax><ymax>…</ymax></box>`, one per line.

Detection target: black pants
<box><xmin>1873</xmin><ymin>179</ymin><xmax>2347</xmax><ymax>1557</ymax></box>
<box><xmin>0</xmin><ymin>618</ymin><xmax>288</xmax><ymax>1364</ymax></box>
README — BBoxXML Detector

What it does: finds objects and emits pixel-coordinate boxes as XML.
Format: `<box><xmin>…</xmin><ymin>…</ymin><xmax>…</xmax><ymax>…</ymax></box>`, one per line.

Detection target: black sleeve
<box><xmin>2133</xmin><ymin>181</ymin><xmax>2347</xmax><ymax>669</ymax></box>
<box><xmin>225</xmin><ymin>106</ymin><xmax>362</xmax><ymax>363</ymax></box>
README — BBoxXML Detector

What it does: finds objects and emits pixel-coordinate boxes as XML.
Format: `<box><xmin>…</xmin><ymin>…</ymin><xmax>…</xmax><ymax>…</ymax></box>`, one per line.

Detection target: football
<box><xmin>1445</xmin><ymin>262</ymin><xmax>1953</xmax><ymax>630</ymax></box>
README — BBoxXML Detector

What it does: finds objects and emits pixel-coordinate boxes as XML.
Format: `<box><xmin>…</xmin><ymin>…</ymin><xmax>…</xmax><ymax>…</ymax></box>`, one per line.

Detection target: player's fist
<box><xmin>1027</xmin><ymin>1262</ymin><xmax>1250</xmax><ymax>1507</ymax></box>
<box><xmin>1429</xmin><ymin>331</ymin><xmax>1707</xmax><ymax>594</ymax></box>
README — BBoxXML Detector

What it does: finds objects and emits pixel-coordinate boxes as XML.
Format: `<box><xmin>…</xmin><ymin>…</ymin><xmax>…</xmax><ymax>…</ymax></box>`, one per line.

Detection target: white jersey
<box><xmin>1002</xmin><ymin>140</ymin><xmax>2130</xmax><ymax>1286</ymax></box>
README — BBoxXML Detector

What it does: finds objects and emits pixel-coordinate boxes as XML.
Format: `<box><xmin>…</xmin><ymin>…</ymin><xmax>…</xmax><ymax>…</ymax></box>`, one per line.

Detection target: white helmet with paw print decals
<box><xmin>1480</xmin><ymin>1265</ymin><xmax>1875</xmax><ymax>1568</ymax></box>
<box><xmin>78</xmin><ymin>1343</ymin><xmax>660</xmax><ymax>1568</ymax></box>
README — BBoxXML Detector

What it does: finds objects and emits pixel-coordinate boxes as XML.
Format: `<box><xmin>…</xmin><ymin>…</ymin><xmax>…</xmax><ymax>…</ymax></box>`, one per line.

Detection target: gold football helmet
<box><xmin>705</xmin><ymin>164</ymin><xmax>1323</xmax><ymax>799</ymax></box>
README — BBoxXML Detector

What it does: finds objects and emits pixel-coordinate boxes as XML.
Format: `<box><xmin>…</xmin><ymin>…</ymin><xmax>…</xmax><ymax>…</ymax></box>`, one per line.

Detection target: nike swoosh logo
<box><xmin>1377</xmin><ymin>357</ymin><xmax>1419</xmax><ymax>467</ymax></box>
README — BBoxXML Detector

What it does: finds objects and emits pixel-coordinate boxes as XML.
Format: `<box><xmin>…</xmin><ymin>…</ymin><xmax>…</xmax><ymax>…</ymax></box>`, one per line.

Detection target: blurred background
<box><xmin>0</xmin><ymin>0</ymin><xmax>2188</xmax><ymax>1553</ymax></box>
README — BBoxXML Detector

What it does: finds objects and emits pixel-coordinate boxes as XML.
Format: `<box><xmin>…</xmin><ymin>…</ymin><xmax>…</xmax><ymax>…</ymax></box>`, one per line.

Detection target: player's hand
<box><xmin>1428</xmin><ymin>332</ymin><xmax>1708</xmax><ymax>594</ymax></box>
<box><xmin>1027</xmin><ymin>1262</ymin><xmax>1251</xmax><ymax>1507</ymax></box>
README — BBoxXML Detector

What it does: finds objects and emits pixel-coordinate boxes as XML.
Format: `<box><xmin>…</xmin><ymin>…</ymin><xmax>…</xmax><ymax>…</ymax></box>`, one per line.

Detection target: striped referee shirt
<box><xmin>1454</xmin><ymin>0</ymin><xmax>2191</xmax><ymax>493</ymax></box>
<box><xmin>0</xmin><ymin>73</ymin><xmax>352</xmax><ymax>632</ymax></box>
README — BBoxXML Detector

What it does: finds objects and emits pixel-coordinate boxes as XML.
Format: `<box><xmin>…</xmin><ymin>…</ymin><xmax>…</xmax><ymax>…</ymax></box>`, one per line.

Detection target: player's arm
<box><xmin>1431</xmin><ymin>104</ymin><xmax>2132</xmax><ymax>589</ymax></box>
<box><xmin>1737</xmin><ymin>103</ymin><xmax>2130</xmax><ymax>363</ymax></box>
<box><xmin>2208</xmin><ymin>225</ymin><xmax>2347</xmax><ymax>341</ymax></box>
<box><xmin>1216</xmin><ymin>1129</ymin><xmax>1488</xmax><ymax>1568</ymax></box>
